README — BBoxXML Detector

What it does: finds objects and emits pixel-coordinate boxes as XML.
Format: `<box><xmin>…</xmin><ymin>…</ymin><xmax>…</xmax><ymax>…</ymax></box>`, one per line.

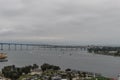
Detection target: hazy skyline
<box><xmin>0</xmin><ymin>0</ymin><xmax>120</xmax><ymax>45</ymax></box>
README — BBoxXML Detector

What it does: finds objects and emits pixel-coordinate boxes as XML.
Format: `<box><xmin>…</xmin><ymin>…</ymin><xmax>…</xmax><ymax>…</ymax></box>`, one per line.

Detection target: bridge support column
<box><xmin>20</xmin><ymin>44</ymin><xmax>22</xmax><ymax>50</ymax></box>
<box><xmin>0</xmin><ymin>43</ymin><xmax>3</xmax><ymax>50</ymax></box>
<box><xmin>8</xmin><ymin>44</ymin><xmax>11</xmax><ymax>50</ymax></box>
<box><xmin>15</xmin><ymin>44</ymin><xmax>17</xmax><ymax>50</ymax></box>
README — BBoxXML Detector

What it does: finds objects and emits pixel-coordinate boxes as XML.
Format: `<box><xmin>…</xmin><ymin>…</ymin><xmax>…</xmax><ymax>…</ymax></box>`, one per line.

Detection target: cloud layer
<box><xmin>0</xmin><ymin>0</ymin><xmax>120</xmax><ymax>45</ymax></box>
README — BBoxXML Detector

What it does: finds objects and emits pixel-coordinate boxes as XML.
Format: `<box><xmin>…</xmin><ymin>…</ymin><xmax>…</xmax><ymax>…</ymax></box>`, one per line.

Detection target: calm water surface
<box><xmin>0</xmin><ymin>48</ymin><xmax>120</xmax><ymax>78</ymax></box>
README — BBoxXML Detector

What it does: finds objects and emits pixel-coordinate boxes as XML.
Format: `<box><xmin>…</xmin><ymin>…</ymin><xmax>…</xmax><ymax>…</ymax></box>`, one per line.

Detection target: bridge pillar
<box><xmin>20</xmin><ymin>44</ymin><xmax>22</xmax><ymax>50</ymax></box>
<box><xmin>0</xmin><ymin>43</ymin><xmax>3</xmax><ymax>50</ymax></box>
<box><xmin>15</xmin><ymin>44</ymin><xmax>17</xmax><ymax>50</ymax></box>
<box><xmin>8</xmin><ymin>44</ymin><xmax>11</xmax><ymax>50</ymax></box>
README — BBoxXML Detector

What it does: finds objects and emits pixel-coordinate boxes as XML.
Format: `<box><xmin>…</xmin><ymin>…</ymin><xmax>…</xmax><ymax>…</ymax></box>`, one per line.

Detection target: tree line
<box><xmin>1</xmin><ymin>63</ymin><xmax>60</xmax><ymax>80</ymax></box>
<box><xmin>88</xmin><ymin>47</ymin><xmax>120</xmax><ymax>56</ymax></box>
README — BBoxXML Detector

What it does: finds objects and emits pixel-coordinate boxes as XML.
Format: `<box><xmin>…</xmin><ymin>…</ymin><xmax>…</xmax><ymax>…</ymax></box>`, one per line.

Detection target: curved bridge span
<box><xmin>0</xmin><ymin>42</ymin><xmax>88</xmax><ymax>51</ymax></box>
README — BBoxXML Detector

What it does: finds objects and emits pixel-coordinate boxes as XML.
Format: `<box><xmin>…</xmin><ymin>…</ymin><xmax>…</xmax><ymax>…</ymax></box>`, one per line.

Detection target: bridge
<box><xmin>0</xmin><ymin>42</ymin><xmax>88</xmax><ymax>51</ymax></box>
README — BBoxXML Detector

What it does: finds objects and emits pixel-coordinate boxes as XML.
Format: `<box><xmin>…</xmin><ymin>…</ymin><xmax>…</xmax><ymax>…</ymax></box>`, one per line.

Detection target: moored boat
<box><xmin>0</xmin><ymin>53</ymin><xmax>7</xmax><ymax>59</ymax></box>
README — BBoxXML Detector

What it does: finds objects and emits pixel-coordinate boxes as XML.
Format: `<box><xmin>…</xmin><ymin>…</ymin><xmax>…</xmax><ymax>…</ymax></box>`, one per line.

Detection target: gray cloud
<box><xmin>0</xmin><ymin>0</ymin><xmax>120</xmax><ymax>45</ymax></box>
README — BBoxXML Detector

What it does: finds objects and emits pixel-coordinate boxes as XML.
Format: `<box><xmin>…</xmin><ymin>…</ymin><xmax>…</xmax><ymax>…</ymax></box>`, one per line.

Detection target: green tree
<box><xmin>33</xmin><ymin>64</ymin><xmax>39</xmax><ymax>69</ymax></box>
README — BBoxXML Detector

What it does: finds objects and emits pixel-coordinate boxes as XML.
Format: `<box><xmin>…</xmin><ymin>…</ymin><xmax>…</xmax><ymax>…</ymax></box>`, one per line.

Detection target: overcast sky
<box><xmin>0</xmin><ymin>0</ymin><xmax>120</xmax><ymax>45</ymax></box>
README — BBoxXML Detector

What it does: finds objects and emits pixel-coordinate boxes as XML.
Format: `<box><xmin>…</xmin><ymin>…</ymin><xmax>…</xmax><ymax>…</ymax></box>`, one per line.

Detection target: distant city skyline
<box><xmin>0</xmin><ymin>0</ymin><xmax>120</xmax><ymax>45</ymax></box>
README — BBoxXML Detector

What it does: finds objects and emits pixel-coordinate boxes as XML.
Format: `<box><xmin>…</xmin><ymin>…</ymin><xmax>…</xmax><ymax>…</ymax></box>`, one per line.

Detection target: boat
<box><xmin>0</xmin><ymin>53</ymin><xmax>7</xmax><ymax>59</ymax></box>
<box><xmin>0</xmin><ymin>53</ymin><xmax>8</xmax><ymax>62</ymax></box>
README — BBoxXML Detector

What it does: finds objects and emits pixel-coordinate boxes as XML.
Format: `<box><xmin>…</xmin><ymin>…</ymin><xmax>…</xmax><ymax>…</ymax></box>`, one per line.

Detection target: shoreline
<box><xmin>0</xmin><ymin>63</ymin><xmax>111</xmax><ymax>80</ymax></box>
